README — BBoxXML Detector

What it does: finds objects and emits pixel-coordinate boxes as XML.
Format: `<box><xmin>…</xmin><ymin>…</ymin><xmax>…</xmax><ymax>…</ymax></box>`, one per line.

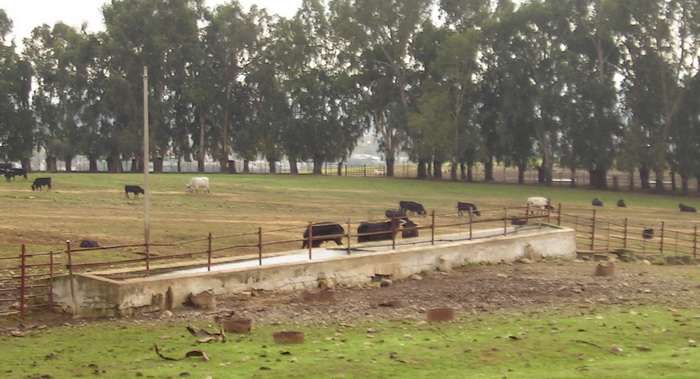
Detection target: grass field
<box><xmin>2</xmin><ymin>172</ymin><xmax>699</xmax><ymax>257</ymax></box>
<box><xmin>2</xmin><ymin>173</ymin><xmax>700</xmax><ymax>378</ymax></box>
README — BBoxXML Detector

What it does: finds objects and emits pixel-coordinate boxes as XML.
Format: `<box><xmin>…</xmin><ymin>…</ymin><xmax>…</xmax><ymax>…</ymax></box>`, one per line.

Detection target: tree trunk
<box><xmin>20</xmin><ymin>158</ymin><xmax>31</xmax><ymax>172</ymax></box>
<box><xmin>130</xmin><ymin>158</ymin><xmax>139</xmax><ymax>172</ymax></box>
<box><xmin>289</xmin><ymin>160</ymin><xmax>299</xmax><ymax>175</ymax></box>
<box><xmin>312</xmin><ymin>156</ymin><xmax>324</xmax><ymax>174</ymax></box>
<box><xmin>628</xmin><ymin>170</ymin><xmax>635</xmax><ymax>191</ymax></box>
<box><xmin>243</xmin><ymin>159</ymin><xmax>250</xmax><ymax>174</ymax></box>
<box><xmin>467</xmin><ymin>165</ymin><xmax>473</xmax><ymax>182</ymax></box>
<box><xmin>336</xmin><ymin>162</ymin><xmax>343</xmax><ymax>176</ymax></box>
<box><xmin>517</xmin><ymin>163</ymin><xmax>526</xmax><ymax>184</ymax></box>
<box><xmin>152</xmin><ymin>157</ymin><xmax>162</xmax><ymax>172</ymax></box>
<box><xmin>46</xmin><ymin>155</ymin><xmax>57</xmax><ymax>172</ymax></box>
<box><xmin>654</xmin><ymin>168</ymin><xmax>665</xmax><ymax>192</ymax></box>
<box><xmin>460</xmin><ymin>163</ymin><xmax>466</xmax><ymax>180</ymax></box>
<box><xmin>681</xmin><ymin>174</ymin><xmax>689</xmax><ymax>195</ymax></box>
<box><xmin>417</xmin><ymin>161</ymin><xmax>428</xmax><ymax>179</ymax></box>
<box><xmin>639</xmin><ymin>167</ymin><xmax>650</xmax><ymax>190</ymax></box>
<box><xmin>63</xmin><ymin>157</ymin><xmax>72</xmax><ymax>172</ymax></box>
<box><xmin>385</xmin><ymin>156</ymin><xmax>395</xmax><ymax>177</ymax></box>
<box><xmin>106</xmin><ymin>153</ymin><xmax>122</xmax><ymax>173</ymax></box>
<box><xmin>450</xmin><ymin>161</ymin><xmax>458</xmax><ymax>181</ymax></box>
<box><xmin>569</xmin><ymin>168</ymin><xmax>577</xmax><ymax>188</ymax></box>
<box><xmin>269</xmin><ymin>159</ymin><xmax>277</xmax><ymax>174</ymax></box>
<box><xmin>589</xmin><ymin>168</ymin><xmax>608</xmax><ymax>189</ymax></box>
<box><xmin>670</xmin><ymin>170</ymin><xmax>677</xmax><ymax>192</ymax></box>
<box><xmin>88</xmin><ymin>156</ymin><xmax>98</xmax><ymax>172</ymax></box>
<box><xmin>220</xmin><ymin>107</ymin><xmax>230</xmax><ymax>173</ymax></box>
<box><xmin>484</xmin><ymin>160</ymin><xmax>494</xmax><ymax>181</ymax></box>
<box><xmin>432</xmin><ymin>161</ymin><xmax>442</xmax><ymax>179</ymax></box>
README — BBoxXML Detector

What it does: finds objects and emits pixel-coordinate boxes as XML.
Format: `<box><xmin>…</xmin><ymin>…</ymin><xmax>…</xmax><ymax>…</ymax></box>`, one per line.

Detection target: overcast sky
<box><xmin>0</xmin><ymin>0</ymin><xmax>301</xmax><ymax>45</ymax></box>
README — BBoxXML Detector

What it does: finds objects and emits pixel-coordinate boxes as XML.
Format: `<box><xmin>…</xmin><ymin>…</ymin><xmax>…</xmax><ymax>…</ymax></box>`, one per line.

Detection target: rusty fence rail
<box><xmin>3</xmin><ymin>204</ymin><xmax>699</xmax><ymax>316</ymax></box>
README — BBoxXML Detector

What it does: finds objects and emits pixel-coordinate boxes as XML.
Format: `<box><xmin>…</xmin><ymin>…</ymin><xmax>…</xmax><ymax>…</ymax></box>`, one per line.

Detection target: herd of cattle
<box><xmin>3</xmin><ymin>170</ymin><xmax>698</xmax><ymax>246</ymax></box>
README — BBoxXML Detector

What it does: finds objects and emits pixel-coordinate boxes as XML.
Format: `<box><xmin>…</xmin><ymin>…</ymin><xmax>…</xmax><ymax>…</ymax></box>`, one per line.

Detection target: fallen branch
<box><xmin>153</xmin><ymin>344</ymin><xmax>209</xmax><ymax>361</ymax></box>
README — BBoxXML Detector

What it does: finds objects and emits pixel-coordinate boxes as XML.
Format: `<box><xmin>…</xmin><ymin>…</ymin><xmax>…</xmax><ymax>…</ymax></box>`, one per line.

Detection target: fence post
<box><xmin>694</xmin><ymin>225</ymin><xmax>697</xmax><ymax>259</ymax></box>
<box><xmin>623</xmin><ymin>218</ymin><xmax>628</xmax><ymax>249</ymax></box>
<box><xmin>363</xmin><ymin>164</ymin><xmax>367</xmax><ymax>177</ymax></box>
<box><xmin>19</xmin><ymin>244</ymin><xmax>26</xmax><ymax>315</ymax></box>
<box><xmin>660</xmin><ymin>221</ymin><xmax>665</xmax><ymax>254</ymax></box>
<box><xmin>525</xmin><ymin>203</ymin><xmax>530</xmax><ymax>223</ymax></box>
<box><xmin>346</xmin><ymin>220</ymin><xmax>352</xmax><ymax>255</ymax></box>
<box><xmin>590</xmin><ymin>210</ymin><xmax>596</xmax><ymax>250</ymax></box>
<box><xmin>207</xmin><ymin>233</ymin><xmax>212</xmax><ymax>272</ymax></box>
<box><xmin>307</xmin><ymin>221</ymin><xmax>313</xmax><ymax>260</ymax></box>
<box><xmin>48</xmin><ymin>250</ymin><xmax>55</xmax><ymax>311</ymax></box>
<box><xmin>258</xmin><ymin>228</ymin><xmax>263</xmax><ymax>266</ymax></box>
<box><xmin>468</xmin><ymin>209</ymin><xmax>473</xmax><ymax>240</ymax></box>
<box><xmin>557</xmin><ymin>203</ymin><xmax>562</xmax><ymax>226</ymax></box>
<box><xmin>66</xmin><ymin>240</ymin><xmax>77</xmax><ymax>316</ymax></box>
<box><xmin>503</xmin><ymin>207</ymin><xmax>508</xmax><ymax>236</ymax></box>
<box><xmin>431</xmin><ymin>211</ymin><xmax>435</xmax><ymax>246</ymax></box>
<box><xmin>391</xmin><ymin>218</ymin><xmax>396</xmax><ymax>250</ymax></box>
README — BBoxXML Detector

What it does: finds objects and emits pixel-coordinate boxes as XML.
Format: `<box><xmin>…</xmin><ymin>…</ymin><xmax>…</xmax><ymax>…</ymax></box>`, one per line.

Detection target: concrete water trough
<box><xmin>51</xmin><ymin>224</ymin><xmax>577</xmax><ymax>317</ymax></box>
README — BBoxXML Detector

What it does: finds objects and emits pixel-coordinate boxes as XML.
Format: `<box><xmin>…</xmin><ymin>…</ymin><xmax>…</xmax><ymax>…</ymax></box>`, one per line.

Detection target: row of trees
<box><xmin>0</xmin><ymin>0</ymin><xmax>699</xmax><ymax>192</ymax></box>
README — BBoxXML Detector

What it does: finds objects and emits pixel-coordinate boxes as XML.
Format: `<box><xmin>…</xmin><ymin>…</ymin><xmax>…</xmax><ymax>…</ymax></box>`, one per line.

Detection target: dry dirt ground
<box><xmin>2</xmin><ymin>258</ymin><xmax>700</xmax><ymax>331</ymax></box>
<box><xmin>213</xmin><ymin>259</ymin><xmax>700</xmax><ymax>326</ymax></box>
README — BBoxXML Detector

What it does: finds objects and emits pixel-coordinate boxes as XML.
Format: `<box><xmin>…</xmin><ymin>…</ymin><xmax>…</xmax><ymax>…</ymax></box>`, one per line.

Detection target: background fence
<box><xmin>1</xmin><ymin>205</ymin><xmax>696</xmax><ymax>317</ymax></box>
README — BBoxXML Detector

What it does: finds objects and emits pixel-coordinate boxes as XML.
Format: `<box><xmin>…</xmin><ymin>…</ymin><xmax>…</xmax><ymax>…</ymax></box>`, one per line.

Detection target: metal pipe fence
<box><xmin>2</xmin><ymin>204</ymin><xmax>699</xmax><ymax>316</ymax></box>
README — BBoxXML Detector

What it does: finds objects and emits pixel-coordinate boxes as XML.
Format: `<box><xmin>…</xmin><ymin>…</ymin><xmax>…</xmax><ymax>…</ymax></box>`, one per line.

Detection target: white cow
<box><xmin>527</xmin><ymin>196</ymin><xmax>552</xmax><ymax>214</ymax></box>
<box><xmin>186</xmin><ymin>177</ymin><xmax>210</xmax><ymax>193</ymax></box>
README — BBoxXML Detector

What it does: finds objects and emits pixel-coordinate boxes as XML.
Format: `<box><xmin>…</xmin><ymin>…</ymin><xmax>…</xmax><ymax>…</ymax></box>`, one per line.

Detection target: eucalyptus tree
<box><xmin>478</xmin><ymin>1</ymin><xmax>537</xmax><ymax>184</ymax></box>
<box><xmin>203</xmin><ymin>2</ymin><xmax>270</xmax><ymax>172</ymax></box>
<box><xmin>409</xmin><ymin>29</ymin><xmax>481</xmax><ymax>181</ymax></box>
<box><xmin>101</xmin><ymin>0</ymin><xmax>205</xmax><ymax>172</ymax></box>
<box><xmin>24</xmin><ymin>22</ymin><xmax>97</xmax><ymax>172</ymax></box>
<box><xmin>0</xmin><ymin>11</ymin><xmax>33</xmax><ymax>168</ymax></box>
<box><xmin>618</xmin><ymin>0</ymin><xmax>700</xmax><ymax>192</ymax></box>
<box><xmin>330</xmin><ymin>0</ymin><xmax>432</xmax><ymax>177</ymax></box>
<box><xmin>280</xmin><ymin>0</ymin><xmax>363</xmax><ymax>174</ymax></box>
<box><xmin>557</xmin><ymin>0</ymin><xmax>622</xmax><ymax>189</ymax></box>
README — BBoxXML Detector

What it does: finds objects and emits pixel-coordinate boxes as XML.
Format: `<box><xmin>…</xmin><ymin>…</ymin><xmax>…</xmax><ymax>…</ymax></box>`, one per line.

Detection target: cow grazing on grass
<box><xmin>125</xmin><ymin>185</ymin><xmax>145</xmax><ymax>198</ymax></box>
<box><xmin>186</xmin><ymin>177</ymin><xmax>210</xmax><ymax>193</ymax></box>
<box><xmin>302</xmin><ymin>222</ymin><xmax>345</xmax><ymax>249</ymax></box>
<box><xmin>592</xmin><ymin>198</ymin><xmax>603</xmax><ymax>207</ymax></box>
<box><xmin>357</xmin><ymin>219</ymin><xmax>402</xmax><ymax>243</ymax></box>
<box><xmin>617</xmin><ymin>199</ymin><xmax>626</xmax><ymax>207</ymax></box>
<box><xmin>402</xmin><ymin>220</ymin><xmax>419</xmax><ymax>239</ymax></box>
<box><xmin>642</xmin><ymin>228</ymin><xmax>654</xmax><ymax>239</ymax></box>
<box><xmin>457</xmin><ymin>202</ymin><xmax>481</xmax><ymax>216</ymax></box>
<box><xmin>31</xmin><ymin>177</ymin><xmax>51</xmax><ymax>191</ymax></box>
<box><xmin>385</xmin><ymin>209</ymin><xmax>408</xmax><ymax>220</ymax></box>
<box><xmin>79</xmin><ymin>239</ymin><xmax>99</xmax><ymax>248</ymax></box>
<box><xmin>679</xmin><ymin>203</ymin><xmax>697</xmax><ymax>213</ymax></box>
<box><xmin>399</xmin><ymin>201</ymin><xmax>427</xmax><ymax>216</ymax></box>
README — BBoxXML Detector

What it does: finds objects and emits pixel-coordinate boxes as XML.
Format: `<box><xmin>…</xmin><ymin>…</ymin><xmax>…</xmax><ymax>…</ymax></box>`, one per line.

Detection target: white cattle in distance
<box><xmin>186</xmin><ymin>177</ymin><xmax>210</xmax><ymax>193</ymax></box>
<box><xmin>527</xmin><ymin>196</ymin><xmax>552</xmax><ymax>214</ymax></box>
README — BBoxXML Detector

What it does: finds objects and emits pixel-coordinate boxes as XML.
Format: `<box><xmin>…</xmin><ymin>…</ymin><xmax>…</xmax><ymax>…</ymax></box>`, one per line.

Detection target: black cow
<box><xmin>3</xmin><ymin>171</ymin><xmax>11</xmax><ymax>181</ymax></box>
<box><xmin>592</xmin><ymin>198</ymin><xmax>603</xmax><ymax>207</ymax></box>
<box><xmin>358</xmin><ymin>219</ymin><xmax>402</xmax><ymax>243</ymax></box>
<box><xmin>642</xmin><ymin>228</ymin><xmax>654</xmax><ymax>239</ymax></box>
<box><xmin>402</xmin><ymin>220</ymin><xmax>419</xmax><ymax>239</ymax></box>
<box><xmin>125</xmin><ymin>185</ymin><xmax>145</xmax><ymax>198</ymax></box>
<box><xmin>385</xmin><ymin>209</ymin><xmax>408</xmax><ymax>220</ymax></box>
<box><xmin>31</xmin><ymin>177</ymin><xmax>52</xmax><ymax>191</ymax></box>
<box><xmin>617</xmin><ymin>199</ymin><xmax>626</xmax><ymax>208</ymax></box>
<box><xmin>399</xmin><ymin>201</ymin><xmax>427</xmax><ymax>216</ymax></box>
<box><xmin>79</xmin><ymin>239</ymin><xmax>100</xmax><ymax>248</ymax></box>
<box><xmin>679</xmin><ymin>203</ymin><xmax>697</xmax><ymax>213</ymax></box>
<box><xmin>511</xmin><ymin>218</ymin><xmax>528</xmax><ymax>226</ymax></box>
<box><xmin>302</xmin><ymin>222</ymin><xmax>345</xmax><ymax>249</ymax></box>
<box><xmin>3</xmin><ymin>168</ymin><xmax>26</xmax><ymax>181</ymax></box>
<box><xmin>457</xmin><ymin>202</ymin><xmax>481</xmax><ymax>216</ymax></box>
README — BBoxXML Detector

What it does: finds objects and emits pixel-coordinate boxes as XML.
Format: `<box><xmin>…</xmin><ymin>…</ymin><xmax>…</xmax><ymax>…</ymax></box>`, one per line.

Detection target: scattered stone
<box><xmin>436</xmin><ymin>256</ymin><xmax>452</xmax><ymax>272</ymax></box>
<box><xmin>273</xmin><ymin>331</ymin><xmax>305</xmax><ymax>344</ymax></box>
<box><xmin>609</xmin><ymin>345</ymin><xmax>624</xmax><ymax>355</ymax></box>
<box><xmin>380</xmin><ymin>279</ymin><xmax>392</xmax><ymax>287</ymax></box>
<box><xmin>409</xmin><ymin>274</ymin><xmax>423</xmax><ymax>281</ymax></box>
<box><xmin>188</xmin><ymin>291</ymin><xmax>216</xmax><ymax>309</ymax></box>
<box><xmin>427</xmin><ymin>307</ymin><xmax>455</xmax><ymax>322</ymax></box>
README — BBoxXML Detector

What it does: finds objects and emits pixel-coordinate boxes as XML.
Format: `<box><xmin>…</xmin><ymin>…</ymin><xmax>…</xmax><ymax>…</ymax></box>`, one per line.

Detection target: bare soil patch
<box><xmin>210</xmin><ymin>259</ymin><xmax>700</xmax><ymax>326</ymax></box>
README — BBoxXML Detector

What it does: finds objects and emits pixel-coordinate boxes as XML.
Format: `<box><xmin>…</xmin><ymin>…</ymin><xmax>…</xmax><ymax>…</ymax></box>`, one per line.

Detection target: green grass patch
<box><xmin>2</xmin><ymin>305</ymin><xmax>699</xmax><ymax>378</ymax></box>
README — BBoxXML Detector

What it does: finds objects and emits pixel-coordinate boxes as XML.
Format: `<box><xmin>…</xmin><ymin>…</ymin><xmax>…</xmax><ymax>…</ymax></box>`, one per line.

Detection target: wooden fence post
<box><xmin>623</xmin><ymin>218</ymin><xmax>628</xmax><ymax>249</ymax></box>
<box><xmin>207</xmin><ymin>233</ymin><xmax>212</xmax><ymax>272</ymax></box>
<box><xmin>66</xmin><ymin>240</ymin><xmax>77</xmax><ymax>316</ymax></box>
<box><xmin>431</xmin><ymin>211</ymin><xmax>435</xmax><ymax>246</ymax></box>
<box><xmin>503</xmin><ymin>207</ymin><xmax>508</xmax><ymax>236</ymax></box>
<box><xmin>468</xmin><ymin>209</ymin><xmax>473</xmax><ymax>240</ymax></box>
<box><xmin>590</xmin><ymin>210</ymin><xmax>596</xmax><ymax>250</ymax></box>
<box><xmin>307</xmin><ymin>221</ymin><xmax>313</xmax><ymax>260</ymax></box>
<box><xmin>258</xmin><ymin>228</ymin><xmax>263</xmax><ymax>266</ymax></box>
<box><xmin>660</xmin><ymin>221</ymin><xmax>665</xmax><ymax>254</ymax></box>
<box><xmin>48</xmin><ymin>250</ymin><xmax>55</xmax><ymax>311</ymax></box>
<box><xmin>19</xmin><ymin>244</ymin><xmax>26</xmax><ymax>315</ymax></box>
<box><xmin>347</xmin><ymin>220</ymin><xmax>352</xmax><ymax>255</ymax></box>
<box><xmin>557</xmin><ymin>203</ymin><xmax>562</xmax><ymax>226</ymax></box>
<box><xmin>694</xmin><ymin>225</ymin><xmax>698</xmax><ymax>259</ymax></box>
